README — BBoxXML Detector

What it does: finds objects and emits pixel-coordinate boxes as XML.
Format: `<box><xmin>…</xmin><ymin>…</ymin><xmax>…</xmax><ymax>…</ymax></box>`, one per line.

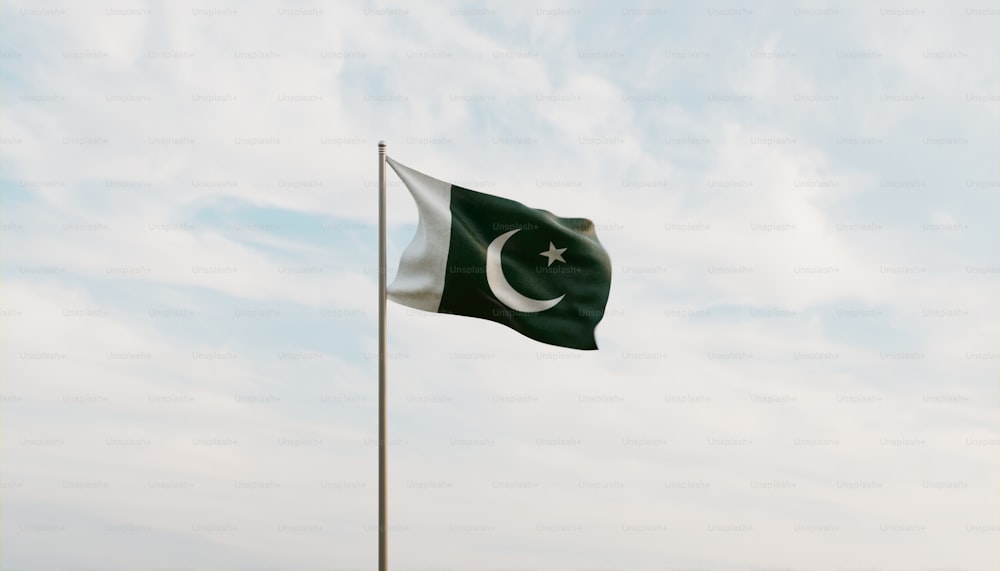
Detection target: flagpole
<box><xmin>377</xmin><ymin>140</ymin><xmax>388</xmax><ymax>571</ymax></box>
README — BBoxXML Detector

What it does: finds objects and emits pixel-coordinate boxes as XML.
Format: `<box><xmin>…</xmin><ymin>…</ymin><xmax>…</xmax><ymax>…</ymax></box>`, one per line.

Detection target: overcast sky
<box><xmin>1</xmin><ymin>1</ymin><xmax>998</xmax><ymax>569</ymax></box>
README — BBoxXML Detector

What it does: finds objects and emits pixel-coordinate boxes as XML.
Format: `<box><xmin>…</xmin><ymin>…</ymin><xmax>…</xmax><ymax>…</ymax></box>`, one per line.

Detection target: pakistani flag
<box><xmin>387</xmin><ymin>157</ymin><xmax>612</xmax><ymax>350</ymax></box>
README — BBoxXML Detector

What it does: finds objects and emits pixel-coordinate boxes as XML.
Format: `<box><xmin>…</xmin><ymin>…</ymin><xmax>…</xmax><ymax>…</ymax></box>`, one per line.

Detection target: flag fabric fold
<box><xmin>387</xmin><ymin>157</ymin><xmax>612</xmax><ymax>350</ymax></box>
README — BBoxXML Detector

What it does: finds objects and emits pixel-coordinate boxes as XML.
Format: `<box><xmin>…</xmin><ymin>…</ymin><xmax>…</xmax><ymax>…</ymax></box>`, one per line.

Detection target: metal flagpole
<box><xmin>377</xmin><ymin>140</ymin><xmax>388</xmax><ymax>571</ymax></box>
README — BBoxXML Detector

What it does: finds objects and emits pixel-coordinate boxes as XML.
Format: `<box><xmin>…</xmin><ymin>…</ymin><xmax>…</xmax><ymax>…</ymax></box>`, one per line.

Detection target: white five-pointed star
<box><xmin>539</xmin><ymin>242</ymin><xmax>568</xmax><ymax>266</ymax></box>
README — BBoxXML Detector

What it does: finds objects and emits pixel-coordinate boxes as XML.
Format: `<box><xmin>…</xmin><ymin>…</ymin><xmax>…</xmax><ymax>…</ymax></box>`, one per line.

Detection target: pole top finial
<box><xmin>378</xmin><ymin>140</ymin><xmax>386</xmax><ymax>147</ymax></box>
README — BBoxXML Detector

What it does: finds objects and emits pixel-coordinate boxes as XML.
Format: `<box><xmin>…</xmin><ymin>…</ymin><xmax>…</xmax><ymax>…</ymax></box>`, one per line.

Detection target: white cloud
<box><xmin>1</xmin><ymin>1</ymin><xmax>996</xmax><ymax>569</ymax></box>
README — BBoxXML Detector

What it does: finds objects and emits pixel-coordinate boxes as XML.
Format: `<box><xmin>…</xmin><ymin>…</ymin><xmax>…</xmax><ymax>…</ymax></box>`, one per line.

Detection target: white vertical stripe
<box><xmin>385</xmin><ymin>157</ymin><xmax>452</xmax><ymax>312</ymax></box>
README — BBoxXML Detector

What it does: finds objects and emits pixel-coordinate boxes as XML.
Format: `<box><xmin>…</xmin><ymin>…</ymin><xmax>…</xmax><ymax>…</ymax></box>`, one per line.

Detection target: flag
<box><xmin>386</xmin><ymin>157</ymin><xmax>612</xmax><ymax>350</ymax></box>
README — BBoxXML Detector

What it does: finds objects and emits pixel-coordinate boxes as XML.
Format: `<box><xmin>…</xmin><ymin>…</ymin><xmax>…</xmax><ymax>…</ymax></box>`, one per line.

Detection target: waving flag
<box><xmin>387</xmin><ymin>157</ymin><xmax>612</xmax><ymax>350</ymax></box>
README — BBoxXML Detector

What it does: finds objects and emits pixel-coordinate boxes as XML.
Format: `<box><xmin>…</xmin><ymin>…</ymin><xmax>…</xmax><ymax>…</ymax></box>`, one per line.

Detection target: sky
<box><xmin>1</xmin><ymin>1</ymin><xmax>998</xmax><ymax>569</ymax></box>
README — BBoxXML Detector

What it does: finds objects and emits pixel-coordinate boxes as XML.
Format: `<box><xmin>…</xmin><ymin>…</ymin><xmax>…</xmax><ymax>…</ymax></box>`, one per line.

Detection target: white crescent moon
<box><xmin>486</xmin><ymin>229</ymin><xmax>565</xmax><ymax>313</ymax></box>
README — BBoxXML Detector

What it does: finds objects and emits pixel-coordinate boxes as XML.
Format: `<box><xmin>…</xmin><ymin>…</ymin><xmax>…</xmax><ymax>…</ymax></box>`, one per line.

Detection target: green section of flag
<box><xmin>438</xmin><ymin>185</ymin><xmax>612</xmax><ymax>350</ymax></box>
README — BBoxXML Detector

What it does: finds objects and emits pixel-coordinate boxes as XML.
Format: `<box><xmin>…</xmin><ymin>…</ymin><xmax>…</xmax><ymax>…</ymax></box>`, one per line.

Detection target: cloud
<box><xmin>1</xmin><ymin>1</ymin><xmax>996</xmax><ymax>569</ymax></box>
